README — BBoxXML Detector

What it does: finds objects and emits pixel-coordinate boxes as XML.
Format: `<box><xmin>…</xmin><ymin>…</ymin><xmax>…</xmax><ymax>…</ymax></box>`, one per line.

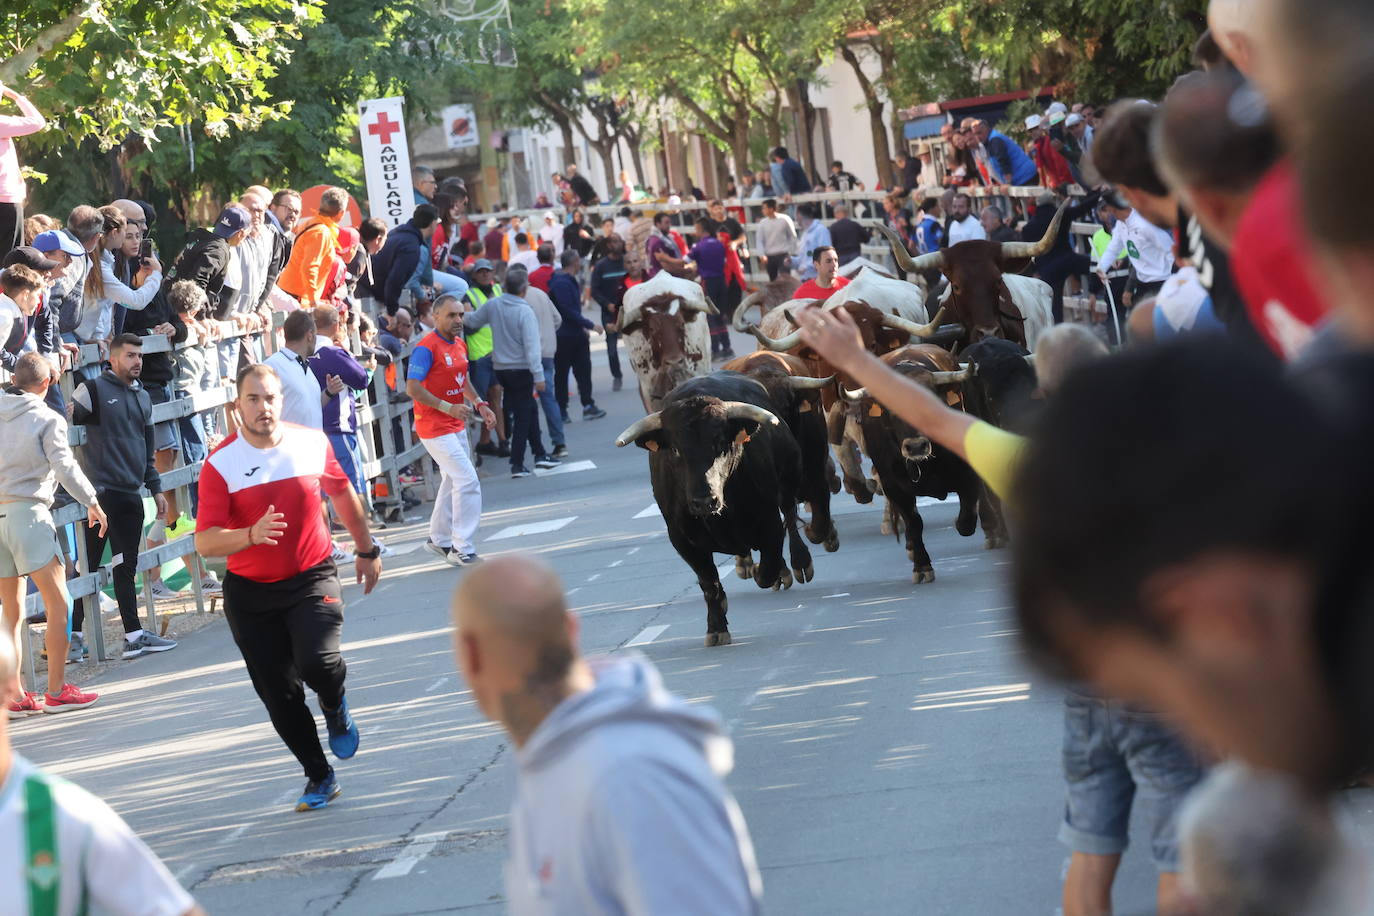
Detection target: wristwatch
<box><xmin>354</xmin><ymin>543</ymin><xmax>382</xmax><ymax>560</ymax></box>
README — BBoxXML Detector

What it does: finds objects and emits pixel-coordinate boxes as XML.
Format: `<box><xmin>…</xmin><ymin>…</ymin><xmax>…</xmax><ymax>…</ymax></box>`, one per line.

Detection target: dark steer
<box><xmin>958</xmin><ymin>337</ymin><xmax>1040</xmax><ymax>548</ymax></box>
<box><xmin>615</xmin><ymin>372</ymin><xmax>814</xmax><ymax>646</ymax></box>
<box><xmin>722</xmin><ymin>351</ymin><xmax>839</xmax><ymax>554</ymax></box>
<box><xmin>843</xmin><ymin>345</ymin><xmax>994</xmax><ymax>583</ymax></box>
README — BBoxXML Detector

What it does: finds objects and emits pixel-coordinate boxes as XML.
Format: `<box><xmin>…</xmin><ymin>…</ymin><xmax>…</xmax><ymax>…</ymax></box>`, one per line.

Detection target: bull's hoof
<box><xmin>734</xmin><ymin>555</ymin><xmax>755</xmax><ymax>579</ymax></box>
<box><xmin>828</xmin><ymin>474</ymin><xmax>842</xmax><ymax>495</ymax></box>
<box><xmin>773</xmin><ymin>568</ymin><xmax>794</xmax><ymax>591</ymax></box>
<box><xmin>851</xmin><ymin>487</ymin><xmax>875</xmax><ymax>505</ymax></box>
<box><xmin>704</xmin><ymin>630</ymin><xmax>732</xmax><ymax>647</ymax></box>
<box><xmin>956</xmin><ymin>515</ymin><xmax>978</xmax><ymax>537</ymax></box>
<box><xmin>793</xmin><ymin>563</ymin><xmax>815</xmax><ymax>584</ymax></box>
<box><xmin>984</xmin><ymin>535</ymin><xmax>1008</xmax><ymax>550</ymax></box>
<box><xmin>882</xmin><ymin>517</ymin><xmax>895</xmax><ymax>536</ymax></box>
<box><xmin>867</xmin><ymin>478</ymin><xmax>881</xmax><ymax>494</ymax></box>
<box><xmin>823</xmin><ymin>528</ymin><xmax>840</xmax><ymax>552</ymax></box>
<box><xmin>912</xmin><ymin>566</ymin><xmax>936</xmax><ymax>585</ymax></box>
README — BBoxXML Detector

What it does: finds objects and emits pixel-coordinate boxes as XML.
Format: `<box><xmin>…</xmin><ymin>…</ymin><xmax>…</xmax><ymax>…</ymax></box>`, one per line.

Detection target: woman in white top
<box><xmin>75</xmin><ymin>206</ymin><xmax>161</xmax><ymax>345</ymax></box>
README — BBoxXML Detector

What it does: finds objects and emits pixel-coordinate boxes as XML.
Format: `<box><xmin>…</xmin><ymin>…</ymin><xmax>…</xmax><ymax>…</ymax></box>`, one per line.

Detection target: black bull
<box><xmin>615</xmin><ymin>372</ymin><xmax>814</xmax><ymax>647</ymax></box>
<box><xmin>847</xmin><ymin>345</ymin><xmax>1005</xmax><ymax>583</ymax></box>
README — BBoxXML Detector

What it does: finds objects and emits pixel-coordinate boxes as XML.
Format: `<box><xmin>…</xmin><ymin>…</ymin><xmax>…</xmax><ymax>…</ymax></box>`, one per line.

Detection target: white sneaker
<box><xmin>148</xmin><ymin>580</ymin><xmax>182</xmax><ymax>600</ymax></box>
<box><xmin>199</xmin><ymin>571</ymin><xmax>223</xmax><ymax>594</ymax></box>
<box><xmin>372</xmin><ymin>537</ymin><xmax>392</xmax><ymax>558</ymax></box>
<box><xmin>330</xmin><ymin>542</ymin><xmax>349</xmax><ymax>563</ymax></box>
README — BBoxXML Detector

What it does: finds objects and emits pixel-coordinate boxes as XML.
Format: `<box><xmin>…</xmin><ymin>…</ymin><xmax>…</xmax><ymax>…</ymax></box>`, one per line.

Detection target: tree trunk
<box><xmin>731</xmin><ymin>105</ymin><xmax>751</xmax><ymax>185</ymax></box>
<box><xmin>794</xmin><ymin>80</ymin><xmax>821</xmax><ymax>187</ymax></box>
<box><xmin>840</xmin><ymin>41</ymin><xmax>894</xmax><ymax>190</ymax></box>
<box><xmin>625</xmin><ymin>126</ymin><xmax>647</xmax><ymax>188</ymax></box>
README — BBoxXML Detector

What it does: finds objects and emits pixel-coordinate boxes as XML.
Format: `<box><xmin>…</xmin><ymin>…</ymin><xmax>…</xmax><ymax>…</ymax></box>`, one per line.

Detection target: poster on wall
<box><xmin>358</xmin><ymin>96</ymin><xmax>415</xmax><ymax>228</ymax></box>
<box><xmin>442</xmin><ymin>103</ymin><xmax>479</xmax><ymax>150</ymax></box>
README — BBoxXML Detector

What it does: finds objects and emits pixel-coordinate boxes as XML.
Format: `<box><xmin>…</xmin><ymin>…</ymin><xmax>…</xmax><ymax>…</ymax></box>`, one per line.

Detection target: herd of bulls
<box><xmin>613</xmin><ymin>203</ymin><xmax>1068</xmax><ymax>645</ymax></box>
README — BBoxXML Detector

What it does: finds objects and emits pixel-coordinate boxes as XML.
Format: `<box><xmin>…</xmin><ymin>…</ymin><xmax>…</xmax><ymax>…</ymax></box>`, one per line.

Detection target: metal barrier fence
<box><xmin>8</xmin><ymin>304</ymin><xmax>434</xmax><ymax>678</ymax></box>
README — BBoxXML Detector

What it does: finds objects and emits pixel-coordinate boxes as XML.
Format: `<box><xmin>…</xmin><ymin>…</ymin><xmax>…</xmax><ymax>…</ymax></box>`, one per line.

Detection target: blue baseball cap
<box><xmin>212</xmin><ymin>205</ymin><xmax>252</xmax><ymax>239</ymax></box>
<box><xmin>31</xmin><ymin>229</ymin><xmax>87</xmax><ymax>257</ymax></box>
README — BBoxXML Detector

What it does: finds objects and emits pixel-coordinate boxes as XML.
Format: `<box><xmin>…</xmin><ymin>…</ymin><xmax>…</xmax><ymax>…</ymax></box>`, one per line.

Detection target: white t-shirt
<box><xmin>264</xmin><ymin>346</ymin><xmax>324</xmax><ymax>430</ymax></box>
<box><xmin>1</xmin><ymin>754</ymin><xmax>195</xmax><ymax>916</ymax></box>
<box><xmin>509</xmin><ymin>249</ymin><xmax>540</xmax><ymax>273</ymax></box>
<box><xmin>0</xmin><ymin>294</ymin><xmax>22</xmax><ymax>349</ymax></box>
<box><xmin>1097</xmin><ymin>209</ymin><xmax>1176</xmax><ymax>283</ymax></box>
<box><xmin>948</xmin><ymin>214</ymin><xmax>987</xmax><ymax>246</ymax></box>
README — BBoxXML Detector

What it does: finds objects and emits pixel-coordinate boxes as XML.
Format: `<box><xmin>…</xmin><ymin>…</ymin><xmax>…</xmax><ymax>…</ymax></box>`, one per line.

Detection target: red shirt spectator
<box><xmin>529</xmin><ymin>264</ymin><xmax>554</xmax><ymax>292</ymax></box>
<box><xmin>1230</xmin><ymin>161</ymin><xmax>1329</xmax><ymax>359</ymax></box>
<box><xmin>793</xmin><ymin>275</ymin><xmax>850</xmax><ymax>300</ymax></box>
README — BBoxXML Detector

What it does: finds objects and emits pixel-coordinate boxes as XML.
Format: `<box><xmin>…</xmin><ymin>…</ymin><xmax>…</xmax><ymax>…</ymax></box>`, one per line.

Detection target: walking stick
<box><xmin>1104</xmin><ymin>278</ymin><xmax>1124</xmax><ymax>348</ymax></box>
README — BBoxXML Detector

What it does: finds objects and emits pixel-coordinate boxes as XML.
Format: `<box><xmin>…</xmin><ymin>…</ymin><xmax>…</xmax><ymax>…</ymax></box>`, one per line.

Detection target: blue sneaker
<box><xmin>324</xmin><ymin>696</ymin><xmax>359</xmax><ymax>759</ymax></box>
<box><xmin>295</xmin><ymin>769</ymin><xmax>341</xmax><ymax>812</ymax></box>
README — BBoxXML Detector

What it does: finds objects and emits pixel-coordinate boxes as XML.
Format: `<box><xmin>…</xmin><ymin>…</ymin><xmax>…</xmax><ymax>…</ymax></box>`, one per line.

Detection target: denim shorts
<box><xmin>1058</xmin><ymin>688</ymin><xmax>1204</xmax><ymax>871</ymax></box>
<box><xmin>469</xmin><ymin>354</ymin><xmax>495</xmax><ymax>397</ymax></box>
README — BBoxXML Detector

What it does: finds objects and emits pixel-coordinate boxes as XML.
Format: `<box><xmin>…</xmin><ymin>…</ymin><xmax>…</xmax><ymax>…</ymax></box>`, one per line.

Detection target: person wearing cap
<box><xmin>1025</xmin><ymin>114</ymin><xmax>1076</xmax><ymax>192</ymax></box>
<box><xmin>0</xmin><ymin>84</ymin><xmax>44</xmax><ymax>262</ymax></box>
<box><xmin>0</xmin><ymin>247</ymin><xmax>61</xmax><ymax>375</ymax></box>
<box><xmin>537</xmin><ymin>212</ymin><xmax>565</xmax><ymax>259</ymax></box>
<box><xmin>44</xmin><ymin>207</ymin><xmax>103</xmax><ymax>343</ymax></box>
<box><xmin>277</xmin><ymin>187</ymin><xmax>349</xmax><ymax>309</ymax></box>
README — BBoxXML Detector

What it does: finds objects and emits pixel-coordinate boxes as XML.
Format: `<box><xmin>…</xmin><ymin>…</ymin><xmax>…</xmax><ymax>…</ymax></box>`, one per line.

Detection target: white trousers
<box><xmin>422</xmin><ymin>432</ymin><xmax>482</xmax><ymax>554</ymax></box>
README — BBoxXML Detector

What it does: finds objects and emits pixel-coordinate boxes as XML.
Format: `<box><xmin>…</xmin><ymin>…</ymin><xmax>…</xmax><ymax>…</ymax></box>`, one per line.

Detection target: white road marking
<box><xmin>608</xmin><ymin>559</ymin><xmax>623</xmax><ymax>568</ymax></box>
<box><xmin>373</xmin><ymin>832</ymin><xmax>445</xmax><ymax>880</ymax></box>
<box><xmin>174</xmin><ymin>863</ymin><xmax>198</xmax><ymax>884</ymax></box>
<box><xmin>627</xmin><ymin>624</ymin><xmax>669</xmax><ymax>646</ymax></box>
<box><xmin>533</xmin><ymin>459</ymin><xmax>596</xmax><ymax>477</ymax></box>
<box><xmin>487</xmin><ymin>516</ymin><xmax>577</xmax><ymax>541</ymax></box>
<box><xmin>823</xmin><ymin>593</ymin><xmax>851</xmax><ymax>599</ymax></box>
<box><xmin>633</xmin><ymin>503</ymin><xmax>661</xmax><ymax>519</ymax></box>
<box><xmin>626</xmin><ymin>547</ymin><xmax>640</xmax><ymax>555</ymax></box>
<box><xmin>426</xmin><ymin>676</ymin><xmax>450</xmax><ymax>693</ymax></box>
<box><xmin>586</xmin><ymin>573</ymin><xmax>601</xmax><ymax>582</ymax></box>
<box><xmin>567</xmin><ymin>587</ymin><xmax>581</xmax><ymax>596</ymax></box>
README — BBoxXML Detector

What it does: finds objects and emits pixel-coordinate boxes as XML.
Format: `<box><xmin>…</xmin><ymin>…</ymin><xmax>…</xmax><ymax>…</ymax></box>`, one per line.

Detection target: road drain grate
<box><xmin>196</xmin><ymin>829</ymin><xmax>506</xmax><ymax>887</ymax></box>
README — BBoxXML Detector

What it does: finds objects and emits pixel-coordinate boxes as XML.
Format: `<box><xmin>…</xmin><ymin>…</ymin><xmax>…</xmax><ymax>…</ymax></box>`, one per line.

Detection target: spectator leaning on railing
<box><xmin>47</xmin><ymin>206</ymin><xmax>102</xmax><ymax>345</ymax></box>
<box><xmin>277</xmin><ymin>187</ymin><xmax>349</xmax><ymax>309</ymax></box>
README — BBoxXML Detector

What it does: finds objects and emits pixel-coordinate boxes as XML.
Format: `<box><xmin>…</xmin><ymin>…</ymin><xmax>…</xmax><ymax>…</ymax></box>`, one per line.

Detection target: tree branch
<box><xmin>0</xmin><ymin>2</ymin><xmax>95</xmax><ymax>85</ymax></box>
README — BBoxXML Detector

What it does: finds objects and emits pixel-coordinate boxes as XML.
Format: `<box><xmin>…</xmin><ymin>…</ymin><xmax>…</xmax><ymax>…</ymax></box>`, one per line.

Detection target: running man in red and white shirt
<box><xmin>406</xmin><ymin>294</ymin><xmax>497</xmax><ymax>567</ymax></box>
<box><xmin>194</xmin><ymin>364</ymin><xmax>382</xmax><ymax>813</ymax></box>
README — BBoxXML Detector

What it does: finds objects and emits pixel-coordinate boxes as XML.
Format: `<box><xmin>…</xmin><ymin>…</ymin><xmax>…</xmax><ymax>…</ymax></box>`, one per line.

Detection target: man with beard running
<box><xmin>194</xmin><ymin>365</ymin><xmax>382</xmax><ymax>812</ymax></box>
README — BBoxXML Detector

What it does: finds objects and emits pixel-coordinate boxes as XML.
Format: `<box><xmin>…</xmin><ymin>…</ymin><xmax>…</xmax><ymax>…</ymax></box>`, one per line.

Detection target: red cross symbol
<box><xmin>367</xmin><ymin>111</ymin><xmax>401</xmax><ymax>145</ymax></box>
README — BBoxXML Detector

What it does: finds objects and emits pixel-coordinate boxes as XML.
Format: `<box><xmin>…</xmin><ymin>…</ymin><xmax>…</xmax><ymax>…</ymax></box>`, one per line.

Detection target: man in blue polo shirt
<box><xmin>972</xmin><ymin>119</ymin><xmax>1039</xmax><ymax>186</ymax></box>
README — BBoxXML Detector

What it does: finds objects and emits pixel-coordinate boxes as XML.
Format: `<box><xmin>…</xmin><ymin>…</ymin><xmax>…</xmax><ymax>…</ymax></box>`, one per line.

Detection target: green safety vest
<box><xmin>24</xmin><ymin>769</ymin><xmax>85</xmax><ymax>916</ymax></box>
<box><xmin>463</xmin><ymin>284</ymin><xmax>502</xmax><ymax>360</ymax></box>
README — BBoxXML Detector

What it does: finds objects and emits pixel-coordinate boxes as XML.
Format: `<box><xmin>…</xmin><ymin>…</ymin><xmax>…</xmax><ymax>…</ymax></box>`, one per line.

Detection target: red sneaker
<box><xmin>43</xmin><ymin>684</ymin><xmax>99</xmax><ymax>713</ymax></box>
<box><xmin>7</xmin><ymin>692</ymin><xmax>43</xmax><ymax>719</ymax></box>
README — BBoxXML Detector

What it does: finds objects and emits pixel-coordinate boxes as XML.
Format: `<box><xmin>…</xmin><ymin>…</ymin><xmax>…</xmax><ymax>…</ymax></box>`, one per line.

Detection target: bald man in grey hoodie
<box><xmin>452</xmin><ymin>554</ymin><xmax>761</xmax><ymax>915</ymax></box>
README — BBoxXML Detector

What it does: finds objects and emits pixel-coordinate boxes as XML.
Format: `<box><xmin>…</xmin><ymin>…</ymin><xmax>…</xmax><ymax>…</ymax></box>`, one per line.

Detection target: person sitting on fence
<box><xmin>68</xmin><ymin>333</ymin><xmax>179</xmax><ymax>661</ymax></box>
<box><xmin>1</xmin><ymin>350</ymin><xmax>110</xmax><ymax>716</ymax></box>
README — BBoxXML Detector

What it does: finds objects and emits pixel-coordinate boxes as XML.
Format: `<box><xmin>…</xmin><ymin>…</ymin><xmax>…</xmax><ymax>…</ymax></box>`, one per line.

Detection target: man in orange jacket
<box><xmin>277</xmin><ymin>187</ymin><xmax>349</xmax><ymax>307</ymax></box>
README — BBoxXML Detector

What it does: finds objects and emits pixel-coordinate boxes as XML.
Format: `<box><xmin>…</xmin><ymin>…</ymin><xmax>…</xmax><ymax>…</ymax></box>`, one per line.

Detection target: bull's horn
<box><xmin>687</xmin><ymin>295</ymin><xmax>718</xmax><ymax>316</ymax></box>
<box><xmin>722</xmin><ymin>402</ymin><xmax>780</xmax><ymax>426</ymax></box>
<box><xmin>783</xmin><ymin>309</ymin><xmax>800</xmax><ymax>329</ymax></box>
<box><xmin>840</xmin><ymin>386</ymin><xmax>868</xmax><ymax>402</ymax></box>
<box><xmin>787</xmin><ymin>374</ymin><xmax>835</xmax><ymax>390</ymax></box>
<box><xmin>617</xmin><ymin>300</ymin><xmax>644</xmax><ymax>331</ymax></box>
<box><xmin>732</xmin><ymin>290</ymin><xmax>765</xmax><ymax>331</ymax></box>
<box><xmin>748</xmin><ymin>326</ymin><xmax>802</xmax><ymax>352</ymax></box>
<box><xmin>930</xmin><ymin>365</ymin><xmax>975</xmax><ymax>386</ymax></box>
<box><xmin>1024</xmin><ymin>354</ymin><xmax>1036</xmax><ymax>367</ymax></box>
<box><xmin>614</xmin><ymin>412</ymin><xmax>664</xmax><ymax>447</ymax></box>
<box><xmin>880</xmin><ymin>305</ymin><xmax>947</xmax><ymax>340</ymax></box>
<box><xmin>875</xmin><ymin>224</ymin><xmax>944</xmax><ymax>273</ymax></box>
<box><xmin>1001</xmin><ymin>200</ymin><xmax>1068</xmax><ymax>260</ymax></box>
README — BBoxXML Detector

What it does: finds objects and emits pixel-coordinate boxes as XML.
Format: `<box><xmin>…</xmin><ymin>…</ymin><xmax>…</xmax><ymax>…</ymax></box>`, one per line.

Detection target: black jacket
<box><xmin>121</xmin><ymin>288</ymin><xmax>187</xmax><ymax>385</ymax></box>
<box><xmin>165</xmin><ymin>228</ymin><xmax>234</xmax><ymax>318</ymax></box>
<box><xmin>568</xmin><ymin>173</ymin><xmax>599</xmax><ymax>205</ymax></box>
<box><xmin>829</xmin><ymin>218</ymin><xmax>871</xmax><ymax>263</ymax></box>
<box><xmin>259</xmin><ymin>219</ymin><xmax>293</xmax><ymax>308</ymax></box>
<box><xmin>71</xmin><ymin>369</ymin><xmax>162</xmax><ymax>495</ymax></box>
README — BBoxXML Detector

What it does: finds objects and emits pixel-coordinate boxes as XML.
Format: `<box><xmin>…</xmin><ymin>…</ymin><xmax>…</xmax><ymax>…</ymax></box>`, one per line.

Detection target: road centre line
<box><xmin>373</xmin><ymin>832</ymin><xmax>445</xmax><ymax>880</ymax></box>
<box><xmin>426</xmin><ymin>676</ymin><xmax>450</xmax><ymax>693</ymax></box>
<box><xmin>608</xmin><ymin>559</ymin><xmax>623</xmax><ymax>568</ymax></box>
<box><xmin>587</xmin><ymin>573</ymin><xmax>601</xmax><ymax>582</ymax></box>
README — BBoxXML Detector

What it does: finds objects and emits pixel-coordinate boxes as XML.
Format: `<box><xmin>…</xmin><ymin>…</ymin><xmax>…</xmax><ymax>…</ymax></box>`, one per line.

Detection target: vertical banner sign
<box><xmin>358</xmin><ymin>96</ymin><xmax>415</xmax><ymax>228</ymax></box>
<box><xmin>442</xmin><ymin>103</ymin><xmax>480</xmax><ymax>150</ymax></box>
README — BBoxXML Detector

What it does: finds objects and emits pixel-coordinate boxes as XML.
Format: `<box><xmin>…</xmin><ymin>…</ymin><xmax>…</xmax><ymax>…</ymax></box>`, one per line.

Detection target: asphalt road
<box><xmin>13</xmin><ymin>329</ymin><xmax>1167</xmax><ymax>915</ymax></box>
